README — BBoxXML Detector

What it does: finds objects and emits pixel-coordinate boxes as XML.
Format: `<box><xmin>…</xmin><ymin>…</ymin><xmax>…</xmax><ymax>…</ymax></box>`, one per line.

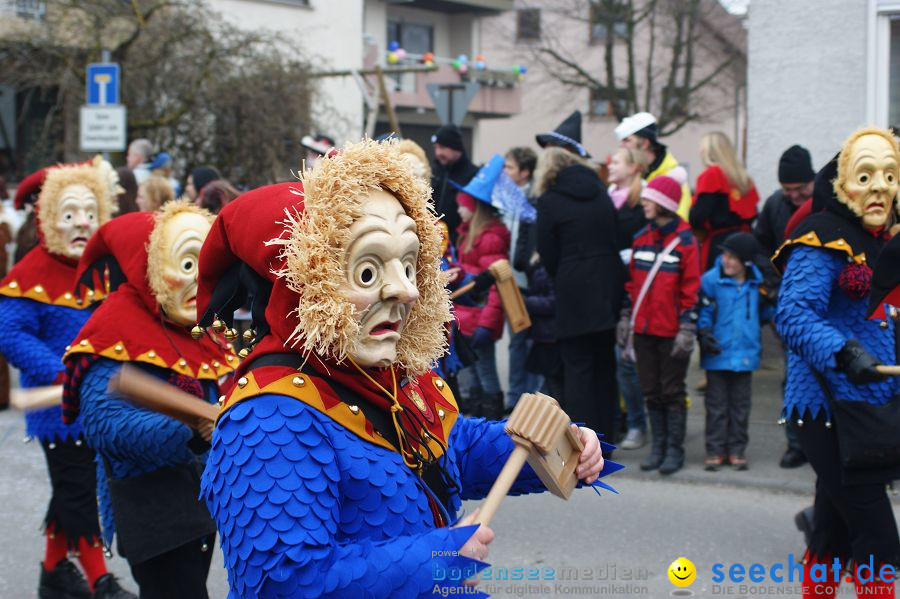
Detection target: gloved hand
<box><xmin>470</xmin><ymin>270</ymin><xmax>496</xmax><ymax>295</ymax></box>
<box><xmin>470</xmin><ymin>326</ymin><xmax>493</xmax><ymax>347</ymax></box>
<box><xmin>616</xmin><ymin>308</ymin><xmax>631</xmax><ymax>348</ymax></box>
<box><xmin>836</xmin><ymin>339</ymin><xmax>887</xmax><ymax>385</ymax></box>
<box><xmin>698</xmin><ymin>329</ymin><xmax>722</xmax><ymax>355</ymax></box>
<box><xmin>670</xmin><ymin>322</ymin><xmax>696</xmax><ymax>359</ymax></box>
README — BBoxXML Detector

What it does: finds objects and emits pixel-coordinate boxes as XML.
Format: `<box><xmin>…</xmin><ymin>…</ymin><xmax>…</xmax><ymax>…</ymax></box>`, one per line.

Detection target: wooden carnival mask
<box><xmin>148</xmin><ymin>203</ymin><xmax>213</xmax><ymax>326</ymax></box>
<box><xmin>341</xmin><ymin>188</ymin><xmax>420</xmax><ymax>368</ymax></box>
<box><xmin>37</xmin><ymin>164</ymin><xmax>112</xmax><ymax>260</ymax></box>
<box><xmin>835</xmin><ymin>128</ymin><xmax>900</xmax><ymax>230</ymax></box>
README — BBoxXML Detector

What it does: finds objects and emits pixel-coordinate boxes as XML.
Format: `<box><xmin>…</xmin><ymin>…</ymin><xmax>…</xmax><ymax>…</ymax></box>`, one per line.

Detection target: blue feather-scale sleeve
<box><xmin>0</xmin><ymin>297</ymin><xmax>73</xmax><ymax>386</ymax></box>
<box><xmin>449</xmin><ymin>416</ymin><xmax>545</xmax><ymax>500</ymax></box>
<box><xmin>202</xmin><ymin>393</ymin><xmax>489</xmax><ymax>599</ymax></box>
<box><xmin>78</xmin><ymin>358</ymin><xmax>198</xmax><ymax>479</ymax></box>
<box><xmin>775</xmin><ymin>246</ymin><xmax>847</xmax><ymax>371</ymax></box>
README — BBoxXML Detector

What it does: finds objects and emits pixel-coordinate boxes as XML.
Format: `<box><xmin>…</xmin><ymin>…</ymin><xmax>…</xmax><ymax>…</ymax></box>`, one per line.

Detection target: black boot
<box><xmin>38</xmin><ymin>559</ymin><xmax>91</xmax><ymax>599</ymax></box>
<box><xmin>659</xmin><ymin>406</ymin><xmax>687</xmax><ymax>475</ymax></box>
<box><xmin>91</xmin><ymin>573</ymin><xmax>137</xmax><ymax>599</ymax></box>
<box><xmin>480</xmin><ymin>392</ymin><xmax>505</xmax><ymax>420</ymax></box>
<box><xmin>640</xmin><ymin>409</ymin><xmax>667</xmax><ymax>471</ymax></box>
<box><xmin>459</xmin><ymin>388</ymin><xmax>482</xmax><ymax>417</ymax></box>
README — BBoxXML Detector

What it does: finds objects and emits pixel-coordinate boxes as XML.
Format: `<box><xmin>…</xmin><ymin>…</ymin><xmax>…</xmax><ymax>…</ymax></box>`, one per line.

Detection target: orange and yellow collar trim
<box><xmin>0</xmin><ymin>280</ymin><xmax>104</xmax><ymax>309</ymax></box>
<box><xmin>772</xmin><ymin>230</ymin><xmax>867</xmax><ymax>272</ymax></box>
<box><xmin>220</xmin><ymin>371</ymin><xmax>460</xmax><ymax>457</ymax></box>
<box><xmin>64</xmin><ymin>339</ymin><xmax>237</xmax><ymax>380</ymax></box>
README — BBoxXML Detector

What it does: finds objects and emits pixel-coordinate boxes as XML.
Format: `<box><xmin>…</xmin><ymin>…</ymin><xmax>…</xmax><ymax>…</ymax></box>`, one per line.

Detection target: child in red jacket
<box><xmin>617</xmin><ymin>175</ymin><xmax>700</xmax><ymax>475</ymax></box>
<box><xmin>454</xmin><ymin>190</ymin><xmax>510</xmax><ymax>419</ymax></box>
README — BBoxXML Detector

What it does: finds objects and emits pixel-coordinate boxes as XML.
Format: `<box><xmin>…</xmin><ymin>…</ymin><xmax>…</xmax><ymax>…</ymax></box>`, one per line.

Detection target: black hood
<box><xmin>550</xmin><ymin>164</ymin><xmax>602</xmax><ymax>201</ymax></box>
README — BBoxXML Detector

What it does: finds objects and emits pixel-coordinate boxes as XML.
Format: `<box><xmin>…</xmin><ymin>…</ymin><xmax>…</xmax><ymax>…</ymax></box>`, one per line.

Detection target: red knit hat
<box><xmin>641</xmin><ymin>175</ymin><xmax>681</xmax><ymax>213</ymax></box>
<box><xmin>456</xmin><ymin>191</ymin><xmax>477</xmax><ymax>212</ymax></box>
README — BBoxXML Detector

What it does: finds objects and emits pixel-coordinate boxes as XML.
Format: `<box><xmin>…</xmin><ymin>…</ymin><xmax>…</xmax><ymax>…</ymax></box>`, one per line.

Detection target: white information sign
<box><xmin>79</xmin><ymin>105</ymin><xmax>126</xmax><ymax>151</ymax></box>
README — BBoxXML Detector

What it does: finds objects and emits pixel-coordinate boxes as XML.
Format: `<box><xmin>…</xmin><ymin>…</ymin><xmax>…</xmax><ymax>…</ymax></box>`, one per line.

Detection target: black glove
<box><xmin>698</xmin><ymin>329</ymin><xmax>722</xmax><ymax>355</ymax></box>
<box><xmin>470</xmin><ymin>270</ymin><xmax>496</xmax><ymax>295</ymax></box>
<box><xmin>835</xmin><ymin>339</ymin><xmax>887</xmax><ymax>385</ymax></box>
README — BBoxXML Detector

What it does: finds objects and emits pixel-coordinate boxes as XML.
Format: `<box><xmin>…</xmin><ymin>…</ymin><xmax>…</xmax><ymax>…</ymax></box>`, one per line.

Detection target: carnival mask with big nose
<box><xmin>154</xmin><ymin>211</ymin><xmax>211</xmax><ymax>326</ymax></box>
<box><xmin>342</xmin><ymin>189</ymin><xmax>420</xmax><ymax>368</ymax></box>
<box><xmin>56</xmin><ymin>184</ymin><xmax>100</xmax><ymax>259</ymax></box>
<box><xmin>837</xmin><ymin>132</ymin><xmax>900</xmax><ymax>230</ymax></box>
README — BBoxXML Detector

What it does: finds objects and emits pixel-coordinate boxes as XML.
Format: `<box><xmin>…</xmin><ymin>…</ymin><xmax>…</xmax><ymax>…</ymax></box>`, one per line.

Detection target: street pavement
<box><xmin>1</xmin><ymin>327</ymin><xmax>897</xmax><ymax>597</ymax></box>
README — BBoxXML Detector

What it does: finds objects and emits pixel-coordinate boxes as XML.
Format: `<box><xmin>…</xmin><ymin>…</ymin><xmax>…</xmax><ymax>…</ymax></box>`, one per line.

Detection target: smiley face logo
<box><xmin>668</xmin><ymin>557</ymin><xmax>696</xmax><ymax>587</ymax></box>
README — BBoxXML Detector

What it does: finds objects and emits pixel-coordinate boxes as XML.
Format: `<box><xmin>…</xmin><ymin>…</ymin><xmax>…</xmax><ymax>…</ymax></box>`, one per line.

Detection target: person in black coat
<box><xmin>535</xmin><ymin>147</ymin><xmax>625</xmax><ymax>443</ymax></box>
<box><xmin>431</xmin><ymin>125</ymin><xmax>479</xmax><ymax>246</ymax></box>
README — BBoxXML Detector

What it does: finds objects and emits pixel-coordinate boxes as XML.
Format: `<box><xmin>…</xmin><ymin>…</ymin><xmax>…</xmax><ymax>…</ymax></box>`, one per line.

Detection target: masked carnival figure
<box><xmin>773</xmin><ymin>127</ymin><xmax>900</xmax><ymax>598</ymax></box>
<box><xmin>196</xmin><ymin>139</ymin><xmax>620</xmax><ymax>599</ymax></box>
<box><xmin>61</xmin><ymin>202</ymin><xmax>236</xmax><ymax>599</ymax></box>
<box><xmin>0</xmin><ymin>163</ymin><xmax>137</xmax><ymax>599</ymax></box>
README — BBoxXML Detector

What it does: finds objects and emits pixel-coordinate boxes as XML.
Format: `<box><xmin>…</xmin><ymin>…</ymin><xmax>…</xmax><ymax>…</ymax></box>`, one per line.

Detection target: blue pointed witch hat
<box><xmin>450</xmin><ymin>154</ymin><xmax>536</xmax><ymax>222</ymax></box>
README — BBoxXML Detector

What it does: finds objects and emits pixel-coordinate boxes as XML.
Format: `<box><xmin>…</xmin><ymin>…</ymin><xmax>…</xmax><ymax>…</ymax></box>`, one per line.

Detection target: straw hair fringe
<box><xmin>147</xmin><ymin>200</ymin><xmax>215</xmax><ymax>312</ymax></box>
<box><xmin>833</xmin><ymin>127</ymin><xmax>900</xmax><ymax>217</ymax></box>
<box><xmin>271</xmin><ymin>138</ymin><xmax>452</xmax><ymax>378</ymax></box>
<box><xmin>38</xmin><ymin>164</ymin><xmax>114</xmax><ymax>257</ymax></box>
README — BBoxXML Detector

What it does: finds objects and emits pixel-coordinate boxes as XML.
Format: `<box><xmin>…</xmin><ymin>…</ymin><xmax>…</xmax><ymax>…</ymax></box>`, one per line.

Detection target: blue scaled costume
<box><xmin>61</xmin><ymin>209</ymin><xmax>236</xmax><ymax>599</ymax></box>
<box><xmin>194</xmin><ymin>165</ymin><xmax>621</xmax><ymax>599</ymax></box>
<box><xmin>772</xmin><ymin>146</ymin><xmax>900</xmax><ymax>576</ymax></box>
<box><xmin>0</xmin><ymin>220</ymin><xmax>103</xmax><ymax>551</ymax></box>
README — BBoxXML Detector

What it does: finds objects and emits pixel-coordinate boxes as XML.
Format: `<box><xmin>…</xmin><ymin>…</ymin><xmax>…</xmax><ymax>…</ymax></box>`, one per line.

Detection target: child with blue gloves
<box><xmin>697</xmin><ymin>232</ymin><xmax>774</xmax><ymax>471</ymax></box>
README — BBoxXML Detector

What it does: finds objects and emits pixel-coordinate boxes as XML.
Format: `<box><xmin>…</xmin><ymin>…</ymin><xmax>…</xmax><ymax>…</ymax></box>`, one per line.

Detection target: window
<box><xmin>14</xmin><ymin>0</ymin><xmax>45</xmax><ymax>20</ymax></box>
<box><xmin>890</xmin><ymin>17</ymin><xmax>900</xmax><ymax>132</ymax></box>
<box><xmin>516</xmin><ymin>9</ymin><xmax>541</xmax><ymax>42</ymax></box>
<box><xmin>387</xmin><ymin>19</ymin><xmax>434</xmax><ymax>92</ymax></box>
<box><xmin>590</xmin><ymin>87</ymin><xmax>628</xmax><ymax>117</ymax></box>
<box><xmin>589</xmin><ymin>1</ymin><xmax>627</xmax><ymax>43</ymax></box>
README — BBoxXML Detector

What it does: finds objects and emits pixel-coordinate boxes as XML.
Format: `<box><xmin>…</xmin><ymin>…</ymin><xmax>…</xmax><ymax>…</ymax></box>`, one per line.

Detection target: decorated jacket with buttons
<box><xmin>0</xmin><ymin>244</ymin><xmax>98</xmax><ymax>443</ymax></box>
<box><xmin>775</xmin><ymin>244</ymin><xmax>898</xmax><ymax>419</ymax></box>
<box><xmin>201</xmin><ymin>368</ymin><xmax>622</xmax><ymax>599</ymax></box>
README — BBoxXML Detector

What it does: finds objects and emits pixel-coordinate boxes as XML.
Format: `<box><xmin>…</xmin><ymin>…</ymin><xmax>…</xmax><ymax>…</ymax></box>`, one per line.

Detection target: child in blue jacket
<box><xmin>697</xmin><ymin>233</ymin><xmax>774</xmax><ymax>471</ymax></box>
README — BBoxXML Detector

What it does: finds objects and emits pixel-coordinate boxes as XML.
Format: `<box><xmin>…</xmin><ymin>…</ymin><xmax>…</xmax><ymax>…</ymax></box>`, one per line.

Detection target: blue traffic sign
<box><xmin>86</xmin><ymin>63</ymin><xmax>120</xmax><ymax>106</ymax></box>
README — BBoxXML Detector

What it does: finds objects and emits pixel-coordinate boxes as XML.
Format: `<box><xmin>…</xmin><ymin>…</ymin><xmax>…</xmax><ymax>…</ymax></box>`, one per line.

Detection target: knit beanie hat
<box><xmin>641</xmin><ymin>175</ymin><xmax>681</xmax><ymax>213</ymax></box>
<box><xmin>191</xmin><ymin>166</ymin><xmax>221</xmax><ymax>195</ymax></box>
<box><xmin>431</xmin><ymin>125</ymin><xmax>465</xmax><ymax>152</ymax></box>
<box><xmin>720</xmin><ymin>232</ymin><xmax>760</xmax><ymax>264</ymax></box>
<box><xmin>456</xmin><ymin>191</ymin><xmax>477</xmax><ymax>212</ymax></box>
<box><xmin>778</xmin><ymin>145</ymin><xmax>814</xmax><ymax>183</ymax></box>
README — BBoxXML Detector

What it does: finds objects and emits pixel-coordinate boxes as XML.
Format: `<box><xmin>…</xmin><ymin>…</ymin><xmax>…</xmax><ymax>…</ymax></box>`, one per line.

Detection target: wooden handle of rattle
<box><xmin>876</xmin><ymin>365</ymin><xmax>900</xmax><ymax>375</ymax></box>
<box><xmin>475</xmin><ymin>442</ymin><xmax>530</xmax><ymax>527</ymax></box>
<box><xmin>109</xmin><ymin>364</ymin><xmax>219</xmax><ymax>439</ymax></box>
<box><xmin>449</xmin><ymin>280</ymin><xmax>477</xmax><ymax>300</ymax></box>
<box><xmin>10</xmin><ymin>386</ymin><xmax>63</xmax><ymax>411</ymax></box>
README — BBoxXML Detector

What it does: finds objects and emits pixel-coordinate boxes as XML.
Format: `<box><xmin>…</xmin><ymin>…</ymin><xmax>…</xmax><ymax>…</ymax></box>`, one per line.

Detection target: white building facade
<box><xmin>746</xmin><ymin>0</ymin><xmax>900</xmax><ymax>197</ymax></box>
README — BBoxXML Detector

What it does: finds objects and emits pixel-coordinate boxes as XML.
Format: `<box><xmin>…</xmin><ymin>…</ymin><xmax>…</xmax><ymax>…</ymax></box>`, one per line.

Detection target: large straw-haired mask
<box><xmin>37</xmin><ymin>164</ymin><xmax>114</xmax><ymax>259</ymax></box>
<box><xmin>270</xmin><ymin>138</ymin><xmax>452</xmax><ymax>376</ymax></box>
<box><xmin>834</xmin><ymin>127</ymin><xmax>900</xmax><ymax>230</ymax></box>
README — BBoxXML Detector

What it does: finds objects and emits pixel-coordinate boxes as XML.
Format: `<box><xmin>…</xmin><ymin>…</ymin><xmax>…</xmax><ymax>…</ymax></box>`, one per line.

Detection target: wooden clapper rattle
<box><xmin>475</xmin><ymin>392</ymin><xmax>583</xmax><ymax>526</ymax></box>
<box><xmin>109</xmin><ymin>364</ymin><xmax>218</xmax><ymax>441</ymax></box>
<box><xmin>11</xmin><ymin>386</ymin><xmax>63</xmax><ymax>411</ymax></box>
<box><xmin>449</xmin><ymin>259</ymin><xmax>531</xmax><ymax>334</ymax></box>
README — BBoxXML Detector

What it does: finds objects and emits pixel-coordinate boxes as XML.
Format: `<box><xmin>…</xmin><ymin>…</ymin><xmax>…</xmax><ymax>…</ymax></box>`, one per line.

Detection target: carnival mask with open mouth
<box><xmin>341</xmin><ymin>189</ymin><xmax>421</xmax><ymax>368</ymax></box>
<box><xmin>148</xmin><ymin>205</ymin><xmax>213</xmax><ymax>326</ymax></box>
<box><xmin>38</xmin><ymin>164</ymin><xmax>113</xmax><ymax>260</ymax></box>
<box><xmin>835</xmin><ymin>128</ymin><xmax>900</xmax><ymax>230</ymax></box>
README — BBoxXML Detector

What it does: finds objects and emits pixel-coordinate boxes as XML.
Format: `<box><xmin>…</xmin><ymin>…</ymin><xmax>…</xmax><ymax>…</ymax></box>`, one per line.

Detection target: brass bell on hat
<box><xmin>242</xmin><ymin>329</ymin><xmax>256</xmax><ymax>344</ymax></box>
<box><xmin>224</xmin><ymin>328</ymin><xmax>238</xmax><ymax>342</ymax></box>
<box><xmin>238</xmin><ymin>348</ymin><xmax>251</xmax><ymax>359</ymax></box>
<box><xmin>212</xmin><ymin>319</ymin><xmax>225</xmax><ymax>333</ymax></box>
<box><xmin>190</xmin><ymin>325</ymin><xmax>204</xmax><ymax>340</ymax></box>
